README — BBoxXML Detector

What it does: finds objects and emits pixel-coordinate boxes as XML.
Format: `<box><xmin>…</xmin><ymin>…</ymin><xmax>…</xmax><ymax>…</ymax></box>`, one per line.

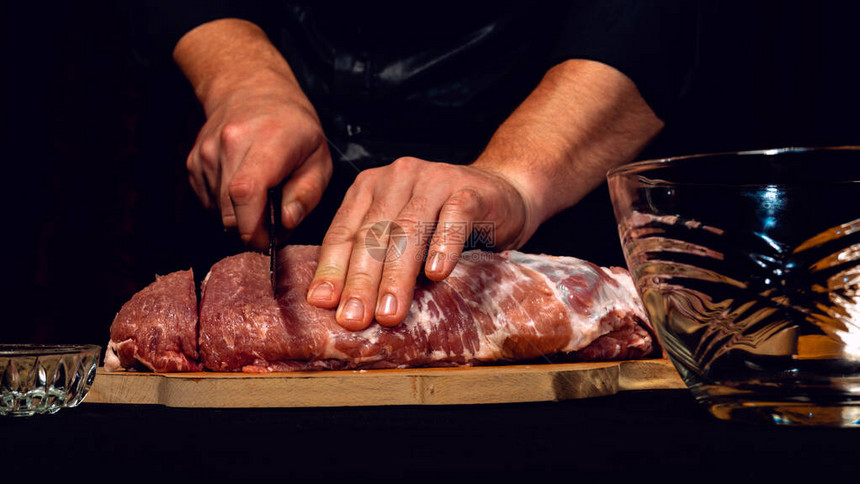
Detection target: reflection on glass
<box><xmin>609</xmin><ymin>147</ymin><xmax>860</xmax><ymax>426</ymax></box>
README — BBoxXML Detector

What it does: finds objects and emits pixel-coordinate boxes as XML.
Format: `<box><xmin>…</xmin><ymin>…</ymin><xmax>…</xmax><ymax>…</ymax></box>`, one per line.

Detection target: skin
<box><xmin>174</xmin><ymin>19</ymin><xmax>332</xmax><ymax>249</ymax></box>
<box><xmin>175</xmin><ymin>18</ymin><xmax>664</xmax><ymax>331</ymax></box>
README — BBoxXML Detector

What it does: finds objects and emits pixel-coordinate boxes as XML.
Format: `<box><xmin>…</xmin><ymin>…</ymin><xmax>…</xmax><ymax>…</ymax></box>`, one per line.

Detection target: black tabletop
<box><xmin>4</xmin><ymin>389</ymin><xmax>859</xmax><ymax>480</ymax></box>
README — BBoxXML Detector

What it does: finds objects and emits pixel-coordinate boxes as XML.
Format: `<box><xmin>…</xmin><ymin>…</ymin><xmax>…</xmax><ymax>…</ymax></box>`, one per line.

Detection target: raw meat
<box><xmin>105</xmin><ymin>269</ymin><xmax>202</xmax><ymax>372</ymax></box>
<box><xmin>106</xmin><ymin>246</ymin><xmax>655</xmax><ymax>372</ymax></box>
<box><xmin>197</xmin><ymin>246</ymin><xmax>654</xmax><ymax>372</ymax></box>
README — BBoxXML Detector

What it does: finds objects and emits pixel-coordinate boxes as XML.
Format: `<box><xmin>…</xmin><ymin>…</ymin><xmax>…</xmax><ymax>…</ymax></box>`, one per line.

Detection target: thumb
<box><xmin>279</xmin><ymin>142</ymin><xmax>333</xmax><ymax>229</ymax></box>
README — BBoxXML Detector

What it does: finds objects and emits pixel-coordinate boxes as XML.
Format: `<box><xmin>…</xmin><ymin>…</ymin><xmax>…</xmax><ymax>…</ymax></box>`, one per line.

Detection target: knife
<box><xmin>268</xmin><ymin>185</ymin><xmax>284</xmax><ymax>297</ymax></box>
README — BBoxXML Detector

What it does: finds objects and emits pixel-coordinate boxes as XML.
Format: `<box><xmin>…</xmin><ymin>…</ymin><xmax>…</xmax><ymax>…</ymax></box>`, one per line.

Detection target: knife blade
<box><xmin>268</xmin><ymin>185</ymin><xmax>283</xmax><ymax>297</ymax></box>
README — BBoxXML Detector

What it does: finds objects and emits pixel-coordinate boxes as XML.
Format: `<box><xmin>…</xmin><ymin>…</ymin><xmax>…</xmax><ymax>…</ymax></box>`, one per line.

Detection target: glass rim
<box><xmin>607</xmin><ymin>145</ymin><xmax>860</xmax><ymax>183</ymax></box>
<box><xmin>0</xmin><ymin>344</ymin><xmax>101</xmax><ymax>357</ymax></box>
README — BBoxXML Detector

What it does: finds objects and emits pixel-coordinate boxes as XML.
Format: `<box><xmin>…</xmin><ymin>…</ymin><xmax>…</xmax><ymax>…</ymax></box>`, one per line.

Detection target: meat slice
<box><xmin>105</xmin><ymin>269</ymin><xmax>202</xmax><ymax>372</ymax></box>
<box><xmin>198</xmin><ymin>246</ymin><xmax>654</xmax><ymax>372</ymax></box>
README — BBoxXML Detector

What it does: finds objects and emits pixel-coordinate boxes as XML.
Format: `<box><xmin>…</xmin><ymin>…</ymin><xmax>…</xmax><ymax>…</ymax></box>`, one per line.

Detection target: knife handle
<box><xmin>267</xmin><ymin>183</ymin><xmax>288</xmax><ymax>248</ymax></box>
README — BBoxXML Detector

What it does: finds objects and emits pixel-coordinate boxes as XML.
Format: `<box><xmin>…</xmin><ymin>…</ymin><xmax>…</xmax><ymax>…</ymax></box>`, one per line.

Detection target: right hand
<box><xmin>186</xmin><ymin>81</ymin><xmax>332</xmax><ymax>250</ymax></box>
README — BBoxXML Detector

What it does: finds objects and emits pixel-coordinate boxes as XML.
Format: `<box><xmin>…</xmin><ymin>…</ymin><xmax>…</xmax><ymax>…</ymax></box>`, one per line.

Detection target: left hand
<box><xmin>306</xmin><ymin>157</ymin><xmax>530</xmax><ymax>330</ymax></box>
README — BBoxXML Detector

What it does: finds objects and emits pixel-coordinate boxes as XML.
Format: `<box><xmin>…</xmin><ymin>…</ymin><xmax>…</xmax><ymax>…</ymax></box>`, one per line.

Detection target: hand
<box><xmin>186</xmin><ymin>84</ymin><xmax>332</xmax><ymax>249</ymax></box>
<box><xmin>174</xmin><ymin>18</ymin><xmax>332</xmax><ymax>249</ymax></box>
<box><xmin>306</xmin><ymin>157</ymin><xmax>530</xmax><ymax>330</ymax></box>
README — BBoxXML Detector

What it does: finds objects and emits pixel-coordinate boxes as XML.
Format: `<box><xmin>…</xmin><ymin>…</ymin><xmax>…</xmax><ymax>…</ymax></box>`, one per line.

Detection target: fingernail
<box><xmin>285</xmin><ymin>201</ymin><xmax>304</xmax><ymax>227</ymax></box>
<box><xmin>309</xmin><ymin>282</ymin><xmax>333</xmax><ymax>302</ymax></box>
<box><xmin>427</xmin><ymin>251</ymin><xmax>444</xmax><ymax>273</ymax></box>
<box><xmin>340</xmin><ymin>297</ymin><xmax>364</xmax><ymax>322</ymax></box>
<box><xmin>378</xmin><ymin>293</ymin><xmax>397</xmax><ymax>317</ymax></box>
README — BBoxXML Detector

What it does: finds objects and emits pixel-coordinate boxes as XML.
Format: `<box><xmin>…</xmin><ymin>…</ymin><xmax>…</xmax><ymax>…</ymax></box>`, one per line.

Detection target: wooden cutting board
<box><xmin>85</xmin><ymin>358</ymin><xmax>684</xmax><ymax>408</ymax></box>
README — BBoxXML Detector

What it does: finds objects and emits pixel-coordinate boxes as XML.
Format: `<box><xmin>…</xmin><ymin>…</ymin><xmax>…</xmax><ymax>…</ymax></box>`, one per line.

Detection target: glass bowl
<box><xmin>608</xmin><ymin>147</ymin><xmax>860</xmax><ymax>426</ymax></box>
<box><xmin>1</xmin><ymin>344</ymin><xmax>100</xmax><ymax>417</ymax></box>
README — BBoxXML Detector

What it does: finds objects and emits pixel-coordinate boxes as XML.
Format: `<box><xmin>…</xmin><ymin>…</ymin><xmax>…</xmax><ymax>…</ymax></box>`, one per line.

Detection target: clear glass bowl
<box><xmin>1</xmin><ymin>344</ymin><xmax>100</xmax><ymax>417</ymax></box>
<box><xmin>608</xmin><ymin>146</ymin><xmax>860</xmax><ymax>426</ymax></box>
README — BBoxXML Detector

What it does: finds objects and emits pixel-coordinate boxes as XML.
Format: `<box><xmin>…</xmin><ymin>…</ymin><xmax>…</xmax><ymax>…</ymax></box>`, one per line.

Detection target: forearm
<box><xmin>471</xmin><ymin>58</ymin><xmax>663</xmax><ymax>246</ymax></box>
<box><xmin>172</xmin><ymin>18</ymin><xmax>310</xmax><ymax>115</ymax></box>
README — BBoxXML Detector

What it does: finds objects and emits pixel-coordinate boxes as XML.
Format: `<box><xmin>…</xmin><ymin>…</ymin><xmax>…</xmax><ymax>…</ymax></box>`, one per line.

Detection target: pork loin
<box><xmin>105</xmin><ymin>269</ymin><xmax>202</xmax><ymax>372</ymax></box>
<box><xmin>197</xmin><ymin>246</ymin><xmax>655</xmax><ymax>372</ymax></box>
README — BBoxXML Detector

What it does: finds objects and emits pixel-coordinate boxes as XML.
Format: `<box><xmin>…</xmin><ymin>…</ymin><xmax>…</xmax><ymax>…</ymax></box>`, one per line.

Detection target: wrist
<box><xmin>469</xmin><ymin>159</ymin><xmax>550</xmax><ymax>248</ymax></box>
<box><xmin>199</xmin><ymin>68</ymin><xmax>311</xmax><ymax>117</ymax></box>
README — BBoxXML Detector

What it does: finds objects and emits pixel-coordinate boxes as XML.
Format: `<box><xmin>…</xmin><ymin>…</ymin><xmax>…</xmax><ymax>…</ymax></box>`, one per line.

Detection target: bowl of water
<box><xmin>1</xmin><ymin>344</ymin><xmax>100</xmax><ymax>417</ymax></box>
<box><xmin>608</xmin><ymin>146</ymin><xmax>860</xmax><ymax>426</ymax></box>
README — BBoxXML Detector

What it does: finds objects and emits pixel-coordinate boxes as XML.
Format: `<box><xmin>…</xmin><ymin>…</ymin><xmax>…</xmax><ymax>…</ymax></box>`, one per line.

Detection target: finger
<box><xmin>334</xmin><ymin>218</ymin><xmax>393</xmax><ymax>331</ymax></box>
<box><xmin>214</xmin><ymin>127</ymin><xmax>247</xmax><ymax>230</ymax></box>
<box><xmin>280</xmin><ymin>142</ymin><xmax>333</xmax><ymax>229</ymax></box>
<box><xmin>307</xmin><ymin>181</ymin><xmax>373</xmax><ymax>310</ymax></box>
<box><xmin>190</xmin><ymin>129</ymin><xmax>223</xmax><ymax>211</ymax></box>
<box><xmin>374</xmin><ymin>194</ymin><xmax>444</xmax><ymax>326</ymax></box>
<box><xmin>219</xmin><ymin>150</ymin><xmax>239</xmax><ymax>230</ymax></box>
<box><xmin>186</xmin><ymin>147</ymin><xmax>213</xmax><ymax>209</ymax></box>
<box><xmin>425</xmin><ymin>188</ymin><xmax>488</xmax><ymax>281</ymax></box>
<box><xmin>229</xmin><ymin>124</ymin><xmax>329</xmax><ymax>249</ymax></box>
<box><xmin>335</xmin><ymin>200</ymin><xmax>415</xmax><ymax>330</ymax></box>
<box><xmin>335</xmin><ymin>181</ymin><xmax>423</xmax><ymax>330</ymax></box>
<box><xmin>333</xmin><ymin>166</ymin><xmax>424</xmax><ymax>330</ymax></box>
<box><xmin>227</xmin><ymin>143</ymin><xmax>275</xmax><ymax>249</ymax></box>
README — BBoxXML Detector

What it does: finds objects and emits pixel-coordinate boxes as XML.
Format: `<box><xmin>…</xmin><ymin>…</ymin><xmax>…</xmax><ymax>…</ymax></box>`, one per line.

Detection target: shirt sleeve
<box><xmin>550</xmin><ymin>0</ymin><xmax>702</xmax><ymax>121</ymax></box>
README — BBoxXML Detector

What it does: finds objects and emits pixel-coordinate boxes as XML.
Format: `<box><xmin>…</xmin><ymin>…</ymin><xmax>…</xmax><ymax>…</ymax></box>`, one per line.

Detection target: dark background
<box><xmin>1</xmin><ymin>1</ymin><xmax>858</xmax><ymax>347</ymax></box>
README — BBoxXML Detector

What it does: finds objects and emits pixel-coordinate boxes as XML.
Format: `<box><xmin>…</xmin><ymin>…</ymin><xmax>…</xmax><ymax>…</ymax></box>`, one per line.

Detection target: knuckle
<box><xmin>391</xmin><ymin>215</ymin><xmax>423</xmax><ymax>231</ymax></box>
<box><xmin>297</xmin><ymin>172</ymin><xmax>328</xmax><ymax>202</ymax></box>
<box><xmin>392</xmin><ymin>156</ymin><xmax>420</xmax><ymax>167</ymax></box>
<box><xmin>361</xmin><ymin>199</ymin><xmax>391</xmax><ymax>223</ymax></box>
<box><xmin>389</xmin><ymin>156</ymin><xmax>421</xmax><ymax>174</ymax></box>
<box><xmin>353</xmin><ymin>168</ymin><xmax>376</xmax><ymax>187</ymax></box>
<box><xmin>380</xmin><ymin>266</ymin><xmax>409</xmax><ymax>286</ymax></box>
<box><xmin>306</xmin><ymin>126</ymin><xmax>326</xmax><ymax>148</ymax></box>
<box><xmin>390</xmin><ymin>216</ymin><xmax>424</xmax><ymax>244</ymax></box>
<box><xmin>403</xmin><ymin>194</ymin><xmax>430</xmax><ymax>214</ymax></box>
<box><xmin>346</xmin><ymin>270</ymin><xmax>376</xmax><ymax>288</ymax></box>
<box><xmin>219</xmin><ymin>122</ymin><xmax>246</xmax><ymax>147</ymax></box>
<box><xmin>450</xmin><ymin>187</ymin><xmax>482</xmax><ymax>205</ymax></box>
<box><xmin>198</xmin><ymin>138</ymin><xmax>219</xmax><ymax>166</ymax></box>
<box><xmin>322</xmin><ymin>224</ymin><xmax>357</xmax><ymax>245</ymax></box>
<box><xmin>356</xmin><ymin>221</ymin><xmax>382</xmax><ymax>241</ymax></box>
<box><xmin>314</xmin><ymin>262</ymin><xmax>345</xmax><ymax>279</ymax></box>
<box><xmin>445</xmin><ymin>188</ymin><xmax>483</xmax><ymax>213</ymax></box>
<box><xmin>227</xmin><ymin>176</ymin><xmax>254</xmax><ymax>203</ymax></box>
